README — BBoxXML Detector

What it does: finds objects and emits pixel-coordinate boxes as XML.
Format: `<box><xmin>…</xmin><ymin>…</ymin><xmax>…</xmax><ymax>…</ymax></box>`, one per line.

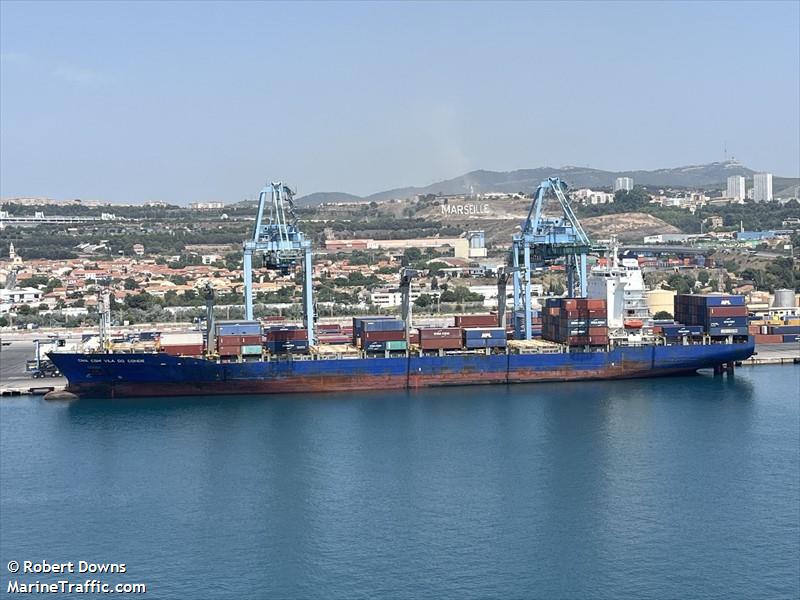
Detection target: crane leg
<box><xmin>244</xmin><ymin>249</ymin><xmax>254</xmax><ymax>321</ymax></box>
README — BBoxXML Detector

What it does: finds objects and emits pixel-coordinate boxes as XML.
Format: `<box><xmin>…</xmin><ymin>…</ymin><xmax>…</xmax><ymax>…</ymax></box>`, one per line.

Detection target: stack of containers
<box><xmin>463</xmin><ymin>327</ymin><xmax>507</xmax><ymax>349</ymax></box>
<box><xmin>542</xmin><ymin>298</ymin><xmax>608</xmax><ymax>346</ymax></box>
<box><xmin>355</xmin><ymin>318</ymin><xmax>407</xmax><ymax>352</ymax></box>
<box><xmin>417</xmin><ymin>327</ymin><xmax>463</xmax><ymax>351</ymax></box>
<box><xmin>316</xmin><ymin>323</ymin><xmax>350</xmax><ymax>345</ymax></box>
<box><xmin>263</xmin><ymin>325</ymin><xmax>309</xmax><ymax>354</ymax></box>
<box><xmin>352</xmin><ymin>316</ymin><xmax>394</xmax><ymax>345</ymax></box>
<box><xmin>159</xmin><ymin>332</ymin><xmax>204</xmax><ymax>356</ymax></box>
<box><xmin>673</xmin><ymin>295</ymin><xmax>748</xmax><ymax>337</ymax></box>
<box><xmin>513</xmin><ymin>311</ymin><xmax>543</xmax><ymax>338</ymax></box>
<box><xmin>216</xmin><ymin>320</ymin><xmax>263</xmax><ymax>357</ymax></box>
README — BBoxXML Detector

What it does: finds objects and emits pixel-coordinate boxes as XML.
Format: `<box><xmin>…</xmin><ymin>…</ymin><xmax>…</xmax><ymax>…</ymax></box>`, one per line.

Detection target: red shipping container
<box><xmin>455</xmin><ymin>314</ymin><xmax>499</xmax><ymax>327</ymax></box>
<box><xmin>707</xmin><ymin>306</ymin><xmax>748</xmax><ymax>317</ymax></box>
<box><xmin>588</xmin><ymin>335</ymin><xmax>609</xmax><ymax>345</ymax></box>
<box><xmin>588</xmin><ymin>327</ymin><xmax>608</xmax><ymax>336</ymax></box>
<box><xmin>410</xmin><ymin>332</ymin><xmax>420</xmax><ymax>345</ymax></box>
<box><xmin>317</xmin><ymin>335</ymin><xmax>351</xmax><ymax>344</ymax></box>
<box><xmin>754</xmin><ymin>334</ymin><xmax>783</xmax><ymax>344</ymax></box>
<box><xmin>419</xmin><ymin>337</ymin><xmax>463</xmax><ymax>350</ymax></box>
<box><xmin>418</xmin><ymin>327</ymin><xmax>462</xmax><ymax>340</ymax></box>
<box><xmin>361</xmin><ymin>330</ymin><xmax>406</xmax><ymax>342</ymax></box>
<box><xmin>264</xmin><ymin>330</ymin><xmax>308</xmax><ymax>341</ymax></box>
<box><xmin>217</xmin><ymin>334</ymin><xmax>261</xmax><ymax>345</ymax></box>
<box><xmin>162</xmin><ymin>344</ymin><xmax>204</xmax><ymax>356</ymax></box>
<box><xmin>586</xmin><ymin>299</ymin><xmax>606</xmax><ymax>310</ymax></box>
<box><xmin>317</xmin><ymin>324</ymin><xmax>342</xmax><ymax>333</ymax></box>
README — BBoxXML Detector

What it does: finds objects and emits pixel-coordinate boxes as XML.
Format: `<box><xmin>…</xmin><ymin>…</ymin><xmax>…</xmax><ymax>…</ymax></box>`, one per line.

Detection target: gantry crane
<box><xmin>243</xmin><ymin>182</ymin><xmax>315</xmax><ymax>344</ymax></box>
<box><xmin>510</xmin><ymin>177</ymin><xmax>592</xmax><ymax>340</ymax></box>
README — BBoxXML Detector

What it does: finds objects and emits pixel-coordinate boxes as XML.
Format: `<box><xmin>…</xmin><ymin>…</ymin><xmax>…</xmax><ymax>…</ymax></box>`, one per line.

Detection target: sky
<box><xmin>1</xmin><ymin>1</ymin><xmax>798</xmax><ymax>204</ymax></box>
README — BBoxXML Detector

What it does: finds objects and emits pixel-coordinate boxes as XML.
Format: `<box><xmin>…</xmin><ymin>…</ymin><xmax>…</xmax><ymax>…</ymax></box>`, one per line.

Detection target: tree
<box><xmin>126</xmin><ymin>292</ymin><xmax>155</xmax><ymax>310</ymax></box>
<box><xmin>123</xmin><ymin>277</ymin><xmax>138</xmax><ymax>290</ymax></box>
<box><xmin>414</xmin><ymin>294</ymin><xmax>432</xmax><ymax>308</ymax></box>
<box><xmin>697</xmin><ymin>271</ymin><xmax>710</xmax><ymax>284</ymax></box>
<box><xmin>653</xmin><ymin>311</ymin><xmax>673</xmax><ymax>320</ymax></box>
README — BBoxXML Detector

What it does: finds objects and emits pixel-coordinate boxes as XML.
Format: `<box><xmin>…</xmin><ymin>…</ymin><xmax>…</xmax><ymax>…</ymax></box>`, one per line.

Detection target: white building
<box><xmin>0</xmin><ymin>287</ymin><xmax>44</xmax><ymax>313</ymax></box>
<box><xmin>726</xmin><ymin>176</ymin><xmax>746</xmax><ymax>201</ymax></box>
<box><xmin>369</xmin><ymin>287</ymin><xmax>440</xmax><ymax>308</ymax></box>
<box><xmin>572</xmin><ymin>188</ymin><xmax>615</xmax><ymax>205</ymax></box>
<box><xmin>753</xmin><ymin>173</ymin><xmax>773</xmax><ymax>202</ymax></box>
<box><xmin>613</xmin><ymin>177</ymin><xmax>634</xmax><ymax>192</ymax></box>
<box><xmin>189</xmin><ymin>202</ymin><xmax>226</xmax><ymax>210</ymax></box>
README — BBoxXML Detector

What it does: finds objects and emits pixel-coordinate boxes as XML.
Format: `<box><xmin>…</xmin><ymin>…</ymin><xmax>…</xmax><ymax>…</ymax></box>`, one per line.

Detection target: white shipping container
<box><xmin>160</xmin><ymin>332</ymin><xmax>203</xmax><ymax>345</ymax></box>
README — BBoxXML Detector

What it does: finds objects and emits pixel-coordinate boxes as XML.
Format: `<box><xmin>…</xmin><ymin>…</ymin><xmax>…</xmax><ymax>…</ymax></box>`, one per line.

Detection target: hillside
<box><xmin>297</xmin><ymin>161</ymin><xmax>784</xmax><ymax>206</ymax></box>
<box><xmin>579</xmin><ymin>213</ymin><xmax>681</xmax><ymax>242</ymax></box>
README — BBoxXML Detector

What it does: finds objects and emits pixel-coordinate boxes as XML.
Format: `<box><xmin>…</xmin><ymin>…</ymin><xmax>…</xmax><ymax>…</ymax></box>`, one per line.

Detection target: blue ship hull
<box><xmin>48</xmin><ymin>340</ymin><xmax>755</xmax><ymax>398</ymax></box>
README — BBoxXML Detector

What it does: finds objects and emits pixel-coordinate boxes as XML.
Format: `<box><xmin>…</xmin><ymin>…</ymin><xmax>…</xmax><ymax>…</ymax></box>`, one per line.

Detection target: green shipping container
<box><xmin>385</xmin><ymin>340</ymin><xmax>407</xmax><ymax>351</ymax></box>
<box><xmin>241</xmin><ymin>345</ymin><xmax>262</xmax><ymax>355</ymax></box>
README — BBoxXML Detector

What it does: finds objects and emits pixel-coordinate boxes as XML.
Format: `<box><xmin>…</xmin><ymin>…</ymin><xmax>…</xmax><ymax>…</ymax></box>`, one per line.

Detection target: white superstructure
<box><xmin>587</xmin><ymin>238</ymin><xmax>652</xmax><ymax>335</ymax></box>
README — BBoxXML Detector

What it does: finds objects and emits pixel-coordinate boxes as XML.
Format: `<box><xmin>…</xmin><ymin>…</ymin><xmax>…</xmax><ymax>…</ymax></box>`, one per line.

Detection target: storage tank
<box><xmin>772</xmin><ymin>289</ymin><xmax>797</xmax><ymax>308</ymax></box>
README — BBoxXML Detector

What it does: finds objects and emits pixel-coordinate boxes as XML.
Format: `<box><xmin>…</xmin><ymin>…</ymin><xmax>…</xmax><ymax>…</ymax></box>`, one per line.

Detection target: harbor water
<box><xmin>1</xmin><ymin>365</ymin><xmax>798</xmax><ymax>599</ymax></box>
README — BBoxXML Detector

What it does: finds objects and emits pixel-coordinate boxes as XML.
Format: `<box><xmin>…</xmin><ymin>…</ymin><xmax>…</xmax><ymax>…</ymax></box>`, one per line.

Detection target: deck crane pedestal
<box><xmin>243</xmin><ymin>182</ymin><xmax>315</xmax><ymax>344</ymax></box>
<box><xmin>510</xmin><ymin>177</ymin><xmax>593</xmax><ymax>340</ymax></box>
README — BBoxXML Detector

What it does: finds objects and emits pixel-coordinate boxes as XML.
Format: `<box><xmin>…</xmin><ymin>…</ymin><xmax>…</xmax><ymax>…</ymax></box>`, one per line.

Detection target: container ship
<box><xmin>48</xmin><ymin>286</ymin><xmax>756</xmax><ymax>399</ymax></box>
<box><xmin>47</xmin><ymin>178</ymin><xmax>756</xmax><ymax>398</ymax></box>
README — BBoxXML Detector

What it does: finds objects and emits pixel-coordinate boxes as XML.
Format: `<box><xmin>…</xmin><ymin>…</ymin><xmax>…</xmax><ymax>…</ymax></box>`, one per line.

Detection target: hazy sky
<box><xmin>1</xmin><ymin>1</ymin><xmax>798</xmax><ymax>203</ymax></box>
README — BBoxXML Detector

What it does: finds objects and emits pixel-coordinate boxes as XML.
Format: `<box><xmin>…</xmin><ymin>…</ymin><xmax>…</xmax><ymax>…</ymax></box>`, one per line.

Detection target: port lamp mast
<box><xmin>243</xmin><ymin>182</ymin><xmax>315</xmax><ymax>344</ymax></box>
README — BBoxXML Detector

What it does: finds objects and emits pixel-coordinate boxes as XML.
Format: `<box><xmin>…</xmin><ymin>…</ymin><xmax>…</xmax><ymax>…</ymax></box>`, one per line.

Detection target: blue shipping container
<box><xmin>662</xmin><ymin>325</ymin><xmax>704</xmax><ymax>337</ymax></box>
<box><xmin>363</xmin><ymin>319</ymin><xmax>405</xmax><ymax>333</ymax></box>
<box><xmin>782</xmin><ymin>335</ymin><xmax>800</xmax><ymax>343</ymax></box>
<box><xmin>464</xmin><ymin>327</ymin><xmax>506</xmax><ymax>340</ymax></box>
<box><xmin>772</xmin><ymin>325</ymin><xmax>800</xmax><ymax>335</ymax></box>
<box><xmin>707</xmin><ymin>316</ymin><xmax>748</xmax><ymax>328</ymax></box>
<box><xmin>464</xmin><ymin>338</ymin><xmax>507</xmax><ymax>349</ymax></box>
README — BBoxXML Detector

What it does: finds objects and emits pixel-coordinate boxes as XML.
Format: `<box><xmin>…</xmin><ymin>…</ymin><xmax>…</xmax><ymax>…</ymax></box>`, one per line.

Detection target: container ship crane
<box><xmin>510</xmin><ymin>177</ymin><xmax>592</xmax><ymax>340</ymax></box>
<box><xmin>243</xmin><ymin>181</ymin><xmax>315</xmax><ymax>344</ymax></box>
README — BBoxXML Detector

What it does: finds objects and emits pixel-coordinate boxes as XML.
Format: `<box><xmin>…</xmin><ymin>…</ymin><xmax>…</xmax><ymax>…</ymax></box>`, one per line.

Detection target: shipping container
<box><xmin>707</xmin><ymin>316</ymin><xmax>748</xmax><ymax>328</ymax></box>
<box><xmin>661</xmin><ymin>325</ymin><xmax>704</xmax><ymax>337</ymax></box>
<box><xmin>363</xmin><ymin>340</ymin><xmax>407</xmax><ymax>352</ymax></box>
<box><xmin>455</xmin><ymin>314</ymin><xmax>501</xmax><ymax>327</ymax></box>
<box><xmin>418</xmin><ymin>337</ymin><xmax>462</xmax><ymax>350</ymax></box>
<box><xmin>216</xmin><ymin>334</ymin><xmax>262</xmax><ymax>346</ymax></box>
<box><xmin>418</xmin><ymin>327</ymin><xmax>462</xmax><ymax>340</ymax></box>
<box><xmin>216</xmin><ymin>320</ymin><xmax>262</xmax><ymax>336</ymax></box>
<box><xmin>707</xmin><ymin>306</ymin><xmax>749</xmax><ymax>317</ymax></box>
<box><xmin>240</xmin><ymin>345</ymin><xmax>262</xmax><ymax>355</ymax></box>
<box><xmin>361</xmin><ymin>330</ymin><xmax>406</xmax><ymax>342</ymax></box>
<box><xmin>160</xmin><ymin>332</ymin><xmax>203</xmax><ymax>345</ymax></box>
<box><xmin>162</xmin><ymin>343</ymin><xmax>204</xmax><ymax>356</ymax></box>
<box><xmin>754</xmin><ymin>334</ymin><xmax>783</xmax><ymax>344</ymax></box>
<box><xmin>770</xmin><ymin>325</ymin><xmax>800</xmax><ymax>335</ymax></box>
<box><xmin>782</xmin><ymin>335</ymin><xmax>800</xmax><ymax>343</ymax></box>
<box><xmin>707</xmin><ymin>326</ymin><xmax>749</xmax><ymax>337</ymax></box>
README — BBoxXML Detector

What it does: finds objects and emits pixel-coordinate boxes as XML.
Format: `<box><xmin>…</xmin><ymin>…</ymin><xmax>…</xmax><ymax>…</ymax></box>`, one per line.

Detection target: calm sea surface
<box><xmin>1</xmin><ymin>366</ymin><xmax>798</xmax><ymax>599</ymax></box>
